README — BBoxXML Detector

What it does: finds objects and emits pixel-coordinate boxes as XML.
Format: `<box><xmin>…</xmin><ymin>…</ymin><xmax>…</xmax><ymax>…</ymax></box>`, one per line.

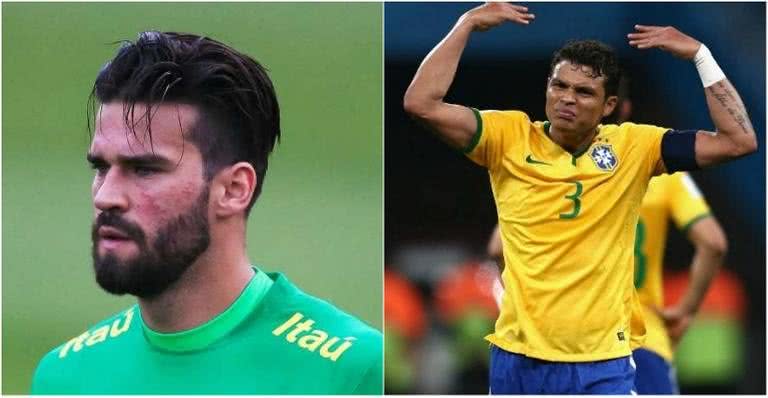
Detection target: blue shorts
<box><xmin>633</xmin><ymin>348</ymin><xmax>679</xmax><ymax>394</ymax></box>
<box><xmin>489</xmin><ymin>345</ymin><xmax>637</xmax><ymax>394</ymax></box>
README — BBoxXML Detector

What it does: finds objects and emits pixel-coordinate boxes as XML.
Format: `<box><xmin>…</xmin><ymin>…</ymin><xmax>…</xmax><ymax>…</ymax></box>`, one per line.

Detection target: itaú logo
<box><xmin>272</xmin><ymin>312</ymin><xmax>356</xmax><ymax>362</ymax></box>
<box><xmin>58</xmin><ymin>308</ymin><xmax>134</xmax><ymax>358</ymax></box>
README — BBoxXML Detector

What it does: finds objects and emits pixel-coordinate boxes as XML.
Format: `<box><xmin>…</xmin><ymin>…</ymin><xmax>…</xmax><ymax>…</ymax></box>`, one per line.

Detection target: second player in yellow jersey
<box><xmin>636</xmin><ymin>173</ymin><xmax>709</xmax><ymax>361</ymax></box>
<box><xmin>633</xmin><ymin>171</ymin><xmax>726</xmax><ymax>393</ymax></box>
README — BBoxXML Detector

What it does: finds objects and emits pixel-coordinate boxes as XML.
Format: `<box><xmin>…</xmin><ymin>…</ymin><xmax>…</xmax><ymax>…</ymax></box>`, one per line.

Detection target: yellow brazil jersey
<box><xmin>635</xmin><ymin>172</ymin><xmax>710</xmax><ymax>362</ymax></box>
<box><xmin>466</xmin><ymin>109</ymin><xmax>668</xmax><ymax>362</ymax></box>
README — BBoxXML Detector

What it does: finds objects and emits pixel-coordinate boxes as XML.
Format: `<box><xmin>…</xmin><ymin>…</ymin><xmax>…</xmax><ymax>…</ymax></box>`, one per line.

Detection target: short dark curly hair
<box><xmin>549</xmin><ymin>40</ymin><xmax>621</xmax><ymax>98</ymax></box>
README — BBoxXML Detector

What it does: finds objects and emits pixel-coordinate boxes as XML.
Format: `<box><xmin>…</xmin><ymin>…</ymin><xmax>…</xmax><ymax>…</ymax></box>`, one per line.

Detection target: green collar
<box><xmin>140</xmin><ymin>268</ymin><xmax>274</xmax><ymax>352</ymax></box>
<box><xmin>543</xmin><ymin>121</ymin><xmax>598</xmax><ymax>164</ymax></box>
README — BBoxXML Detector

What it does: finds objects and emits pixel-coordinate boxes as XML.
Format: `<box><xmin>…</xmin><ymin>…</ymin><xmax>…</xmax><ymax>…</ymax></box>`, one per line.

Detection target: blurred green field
<box><xmin>2</xmin><ymin>3</ymin><xmax>382</xmax><ymax>394</ymax></box>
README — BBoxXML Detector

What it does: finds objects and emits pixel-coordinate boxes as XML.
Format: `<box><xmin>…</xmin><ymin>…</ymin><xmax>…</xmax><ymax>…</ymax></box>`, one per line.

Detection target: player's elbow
<box><xmin>727</xmin><ymin>130</ymin><xmax>758</xmax><ymax>157</ymax></box>
<box><xmin>716</xmin><ymin>134</ymin><xmax>758</xmax><ymax>162</ymax></box>
<box><xmin>403</xmin><ymin>93</ymin><xmax>429</xmax><ymax>120</ymax></box>
<box><xmin>403</xmin><ymin>88</ymin><xmax>441</xmax><ymax>122</ymax></box>
<box><xmin>741</xmin><ymin>133</ymin><xmax>758</xmax><ymax>155</ymax></box>
<box><xmin>699</xmin><ymin>230</ymin><xmax>728</xmax><ymax>261</ymax></box>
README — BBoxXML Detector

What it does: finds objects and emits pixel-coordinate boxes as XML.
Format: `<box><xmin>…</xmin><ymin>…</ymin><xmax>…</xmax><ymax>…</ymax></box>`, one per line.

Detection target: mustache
<box><xmin>92</xmin><ymin>211</ymin><xmax>146</xmax><ymax>243</ymax></box>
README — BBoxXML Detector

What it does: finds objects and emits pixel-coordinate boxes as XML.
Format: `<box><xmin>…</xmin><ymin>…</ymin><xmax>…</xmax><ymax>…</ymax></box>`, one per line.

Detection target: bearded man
<box><xmin>31</xmin><ymin>31</ymin><xmax>382</xmax><ymax>395</ymax></box>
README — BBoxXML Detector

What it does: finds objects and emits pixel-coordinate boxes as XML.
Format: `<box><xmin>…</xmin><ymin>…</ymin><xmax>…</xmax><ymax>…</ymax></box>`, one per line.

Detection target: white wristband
<box><xmin>693</xmin><ymin>44</ymin><xmax>726</xmax><ymax>88</ymax></box>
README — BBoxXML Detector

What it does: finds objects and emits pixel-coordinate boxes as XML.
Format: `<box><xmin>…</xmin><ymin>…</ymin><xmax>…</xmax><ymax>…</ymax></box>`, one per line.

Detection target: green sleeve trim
<box><xmin>680</xmin><ymin>213</ymin><xmax>712</xmax><ymax>235</ymax></box>
<box><xmin>462</xmin><ymin>107</ymin><xmax>483</xmax><ymax>154</ymax></box>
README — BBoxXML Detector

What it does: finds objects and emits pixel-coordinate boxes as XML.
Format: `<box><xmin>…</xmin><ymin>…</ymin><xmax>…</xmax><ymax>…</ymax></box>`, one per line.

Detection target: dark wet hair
<box><xmin>89</xmin><ymin>31</ymin><xmax>281</xmax><ymax>214</ymax></box>
<box><xmin>549</xmin><ymin>39</ymin><xmax>621</xmax><ymax>98</ymax></box>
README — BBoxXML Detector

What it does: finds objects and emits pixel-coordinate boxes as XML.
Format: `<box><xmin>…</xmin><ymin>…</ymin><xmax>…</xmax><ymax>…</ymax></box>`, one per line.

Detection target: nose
<box><xmin>93</xmin><ymin>169</ymin><xmax>129</xmax><ymax>213</ymax></box>
<box><xmin>560</xmin><ymin>89</ymin><xmax>576</xmax><ymax>104</ymax></box>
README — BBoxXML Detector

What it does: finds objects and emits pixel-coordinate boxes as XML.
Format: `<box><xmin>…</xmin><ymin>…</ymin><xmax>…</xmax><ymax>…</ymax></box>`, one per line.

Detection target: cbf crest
<box><xmin>589</xmin><ymin>144</ymin><xmax>618</xmax><ymax>171</ymax></box>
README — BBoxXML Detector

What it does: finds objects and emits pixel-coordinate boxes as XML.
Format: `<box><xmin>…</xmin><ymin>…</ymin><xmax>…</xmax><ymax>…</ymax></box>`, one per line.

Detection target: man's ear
<box><xmin>210</xmin><ymin>162</ymin><xmax>257</xmax><ymax>218</ymax></box>
<box><xmin>603</xmin><ymin>95</ymin><xmax>618</xmax><ymax>117</ymax></box>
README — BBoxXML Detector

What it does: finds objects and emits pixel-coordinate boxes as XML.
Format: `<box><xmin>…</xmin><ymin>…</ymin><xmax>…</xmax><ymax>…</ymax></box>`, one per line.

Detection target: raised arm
<box><xmin>628</xmin><ymin>25</ymin><xmax>757</xmax><ymax>169</ymax></box>
<box><xmin>403</xmin><ymin>3</ymin><xmax>534</xmax><ymax>150</ymax></box>
<box><xmin>660</xmin><ymin>217</ymin><xmax>727</xmax><ymax>347</ymax></box>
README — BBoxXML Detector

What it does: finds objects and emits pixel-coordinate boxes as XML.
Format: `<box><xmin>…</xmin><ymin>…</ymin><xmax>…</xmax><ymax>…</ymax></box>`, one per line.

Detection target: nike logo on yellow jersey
<box><xmin>58</xmin><ymin>308</ymin><xmax>134</xmax><ymax>359</ymax></box>
<box><xmin>272</xmin><ymin>312</ymin><xmax>356</xmax><ymax>362</ymax></box>
<box><xmin>525</xmin><ymin>154</ymin><xmax>551</xmax><ymax>166</ymax></box>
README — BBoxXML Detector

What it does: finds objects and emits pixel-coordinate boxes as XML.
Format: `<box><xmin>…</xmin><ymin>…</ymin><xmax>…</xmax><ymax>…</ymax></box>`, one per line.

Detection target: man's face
<box><xmin>545</xmin><ymin>60</ymin><xmax>617</xmax><ymax>135</ymax></box>
<box><xmin>88</xmin><ymin>102</ymin><xmax>211</xmax><ymax>298</ymax></box>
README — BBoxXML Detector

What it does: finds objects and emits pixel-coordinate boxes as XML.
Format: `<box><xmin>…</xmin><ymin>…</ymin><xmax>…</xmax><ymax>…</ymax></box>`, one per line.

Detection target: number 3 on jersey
<box><xmin>559</xmin><ymin>181</ymin><xmax>583</xmax><ymax>219</ymax></box>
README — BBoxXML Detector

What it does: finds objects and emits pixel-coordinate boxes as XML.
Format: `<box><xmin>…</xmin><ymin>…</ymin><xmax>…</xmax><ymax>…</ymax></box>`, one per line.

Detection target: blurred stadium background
<box><xmin>2</xmin><ymin>3</ymin><xmax>382</xmax><ymax>394</ymax></box>
<box><xmin>385</xmin><ymin>2</ymin><xmax>765</xmax><ymax>394</ymax></box>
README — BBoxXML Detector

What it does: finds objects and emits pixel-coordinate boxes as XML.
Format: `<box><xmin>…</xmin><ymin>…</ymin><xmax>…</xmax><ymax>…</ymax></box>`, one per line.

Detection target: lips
<box><xmin>98</xmin><ymin>226</ymin><xmax>131</xmax><ymax>240</ymax></box>
<box><xmin>556</xmin><ymin>109</ymin><xmax>576</xmax><ymax>120</ymax></box>
<box><xmin>97</xmin><ymin>226</ymin><xmax>136</xmax><ymax>252</ymax></box>
<box><xmin>92</xmin><ymin>212</ymin><xmax>144</xmax><ymax>254</ymax></box>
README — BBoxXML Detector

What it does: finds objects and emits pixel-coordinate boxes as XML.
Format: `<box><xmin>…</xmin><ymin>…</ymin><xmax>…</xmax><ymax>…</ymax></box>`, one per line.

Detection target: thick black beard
<box><xmin>91</xmin><ymin>188</ymin><xmax>210</xmax><ymax>298</ymax></box>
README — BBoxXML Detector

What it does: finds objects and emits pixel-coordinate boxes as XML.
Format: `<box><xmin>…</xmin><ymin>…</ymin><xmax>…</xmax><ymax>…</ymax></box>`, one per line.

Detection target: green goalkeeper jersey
<box><xmin>31</xmin><ymin>269</ymin><xmax>382</xmax><ymax>394</ymax></box>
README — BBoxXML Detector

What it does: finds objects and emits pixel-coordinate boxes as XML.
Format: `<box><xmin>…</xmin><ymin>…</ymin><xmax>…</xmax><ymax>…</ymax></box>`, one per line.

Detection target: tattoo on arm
<box><xmin>707</xmin><ymin>81</ymin><xmax>755</xmax><ymax>135</ymax></box>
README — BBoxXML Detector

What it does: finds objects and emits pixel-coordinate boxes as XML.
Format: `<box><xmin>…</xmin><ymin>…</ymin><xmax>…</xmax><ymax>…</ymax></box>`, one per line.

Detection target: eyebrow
<box><xmin>86</xmin><ymin>153</ymin><xmax>176</xmax><ymax>168</ymax></box>
<box><xmin>551</xmin><ymin>78</ymin><xmax>597</xmax><ymax>93</ymax></box>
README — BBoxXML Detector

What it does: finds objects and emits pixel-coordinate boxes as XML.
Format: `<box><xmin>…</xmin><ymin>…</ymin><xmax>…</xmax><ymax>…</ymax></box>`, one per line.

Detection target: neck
<box><xmin>137</xmin><ymin>230</ymin><xmax>253</xmax><ymax>333</ymax></box>
<box><xmin>549</xmin><ymin>125</ymin><xmax>598</xmax><ymax>154</ymax></box>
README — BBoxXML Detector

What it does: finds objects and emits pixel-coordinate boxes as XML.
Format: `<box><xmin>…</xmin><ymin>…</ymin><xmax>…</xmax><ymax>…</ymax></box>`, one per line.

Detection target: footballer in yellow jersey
<box><xmin>403</xmin><ymin>2</ymin><xmax>756</xmax><ymax>394</ymax></box>
<box><xmin>468</xmin><ymin>110</ymin><xmax>663</xmax><ymax>363</ymax></box>
<box><xmin>633</xmin><ymin>172</ymin><xmax>726</xmax><ymax>393</ymax></box>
